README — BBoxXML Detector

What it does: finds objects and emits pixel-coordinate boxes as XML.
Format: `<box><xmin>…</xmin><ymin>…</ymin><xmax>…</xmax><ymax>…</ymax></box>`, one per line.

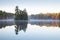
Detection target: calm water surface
<box><xmin>0</xmin><ymin>19</ymin><xmax>60</xmax><ymax>40</ymax></box>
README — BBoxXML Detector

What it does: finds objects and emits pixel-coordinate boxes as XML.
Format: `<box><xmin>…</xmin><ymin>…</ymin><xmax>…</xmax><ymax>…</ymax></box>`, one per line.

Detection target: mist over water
<box><xmin>0</xmin><ymin>19</ymin><xmax>60</xmax><ymax>40</ymax></box>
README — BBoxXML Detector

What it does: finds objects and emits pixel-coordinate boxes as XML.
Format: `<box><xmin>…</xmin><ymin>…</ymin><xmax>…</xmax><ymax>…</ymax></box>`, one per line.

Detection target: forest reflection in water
<box><xmin>0</xmin><ymin>20</ymin><xmax>60</xmax><ymax>35</ymax></box>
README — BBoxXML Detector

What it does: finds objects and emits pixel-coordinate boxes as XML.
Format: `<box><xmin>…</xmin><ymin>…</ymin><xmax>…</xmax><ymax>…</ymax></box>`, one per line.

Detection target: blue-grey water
<box><xmin>0</xmin><ymin>19</ymin><xmax>60</xmax><ymax>40</ymax></box>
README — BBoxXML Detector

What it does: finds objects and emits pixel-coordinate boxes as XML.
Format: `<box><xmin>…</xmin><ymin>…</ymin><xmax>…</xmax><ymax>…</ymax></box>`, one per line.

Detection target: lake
<box><xmin>0</xmin><ymin>19</ymin><xmax>60</xmax><ymax>40</ymax></box>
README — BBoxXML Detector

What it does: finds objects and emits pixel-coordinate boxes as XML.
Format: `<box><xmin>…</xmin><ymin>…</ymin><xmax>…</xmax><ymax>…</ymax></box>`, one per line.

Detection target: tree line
<box><xmin>30</xmin><ymin>13</ymin><xmax>60</xmax><ymax>20</ymax></box>
<box><xmin>0</xmin><ymin>10</ymin><xmax>14</xmax><ymax>19</ymax></box>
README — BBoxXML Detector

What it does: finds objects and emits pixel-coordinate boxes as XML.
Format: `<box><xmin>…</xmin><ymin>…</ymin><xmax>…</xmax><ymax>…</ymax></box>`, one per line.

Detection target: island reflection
<box><xmin>0</xmin><ymin>20</ymin><xmax>60</xmax><ymax>35</ymax></box>
<box><xmin>15</xmin><ymin>20</ymin><xmax>28</xmax><ymax>35</ymax></box>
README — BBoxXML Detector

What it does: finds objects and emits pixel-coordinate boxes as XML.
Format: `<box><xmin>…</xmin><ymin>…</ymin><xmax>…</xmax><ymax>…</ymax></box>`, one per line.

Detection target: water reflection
<box><xmin>15</xmin><ymin>20</ymin><xmax>28</xmax><ymax>35</ymax></box>
<box><xmin>29</xmin><ymin>20</ymin><xmax>60</xmax><ymax>27</ymax></box>
<box><xmin>0</xmin><ymin>21</ymin><xmax>14</xmax><ymax>29</ymax></box>
<box><xmin>0</xmin><ymin>20</ymin><xmax>60</xmax><ymax>35</ymax></box>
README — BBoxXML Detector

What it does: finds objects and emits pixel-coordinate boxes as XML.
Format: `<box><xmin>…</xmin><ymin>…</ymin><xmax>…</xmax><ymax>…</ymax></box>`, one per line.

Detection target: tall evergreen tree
<box><xmin>15</xmin><ymin>6</ymin><xmax>19</xmax><ymax>15</ymax></box>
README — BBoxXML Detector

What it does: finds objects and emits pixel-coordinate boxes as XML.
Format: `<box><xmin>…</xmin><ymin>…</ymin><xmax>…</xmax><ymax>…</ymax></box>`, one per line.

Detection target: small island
<box><xmin>15</xmin><ymin>6</ymin><xmax>28</xmax><ymax>20</ymax></box>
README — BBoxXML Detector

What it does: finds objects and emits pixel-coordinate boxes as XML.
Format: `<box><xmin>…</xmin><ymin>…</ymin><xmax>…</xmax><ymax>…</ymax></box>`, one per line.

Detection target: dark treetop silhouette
<box><xmin>15</xmin><ymin>6</ymin><xmax>28</xmax><ymax>20</ymax></box>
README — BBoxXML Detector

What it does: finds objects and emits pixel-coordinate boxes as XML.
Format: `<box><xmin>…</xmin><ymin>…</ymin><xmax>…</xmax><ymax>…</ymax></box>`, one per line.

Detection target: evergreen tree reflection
<box><xmin>15</xmin><ymin>20</ymin><xmax>28</xmax><ymax>35</ymax></box>
<box><xmin>30</xmin><ymin>21</ymin><xmax>60</xmax><ymax>27</ymax></box>
<box><xmin>59</xmin><ymin>21</ymin><xmax>60</xmax><ymax>27</ymax></box>
<box><xmin>0</xmin><ymin>21</ymin><xmax>14</xmax><ymax>29</ymax></box>
<box><xmin>0</xmin><ymin>21</ymin><xmax>6</xmax><ymax>29</ymax></box>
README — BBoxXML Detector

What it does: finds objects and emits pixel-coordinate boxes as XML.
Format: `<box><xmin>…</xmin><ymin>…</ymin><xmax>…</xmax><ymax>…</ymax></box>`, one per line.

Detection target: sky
<box><xmin>0</xmin><ymin>0</ymin><xmax>60</xmax><ymax>15</ymax></box>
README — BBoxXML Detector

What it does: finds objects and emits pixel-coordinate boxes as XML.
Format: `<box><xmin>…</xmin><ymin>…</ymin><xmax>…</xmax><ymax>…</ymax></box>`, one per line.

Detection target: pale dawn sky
<box><xmin>0</xmin><ymin>0</ymin><xmax>60</xmax><ymax>15</ymax></box>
